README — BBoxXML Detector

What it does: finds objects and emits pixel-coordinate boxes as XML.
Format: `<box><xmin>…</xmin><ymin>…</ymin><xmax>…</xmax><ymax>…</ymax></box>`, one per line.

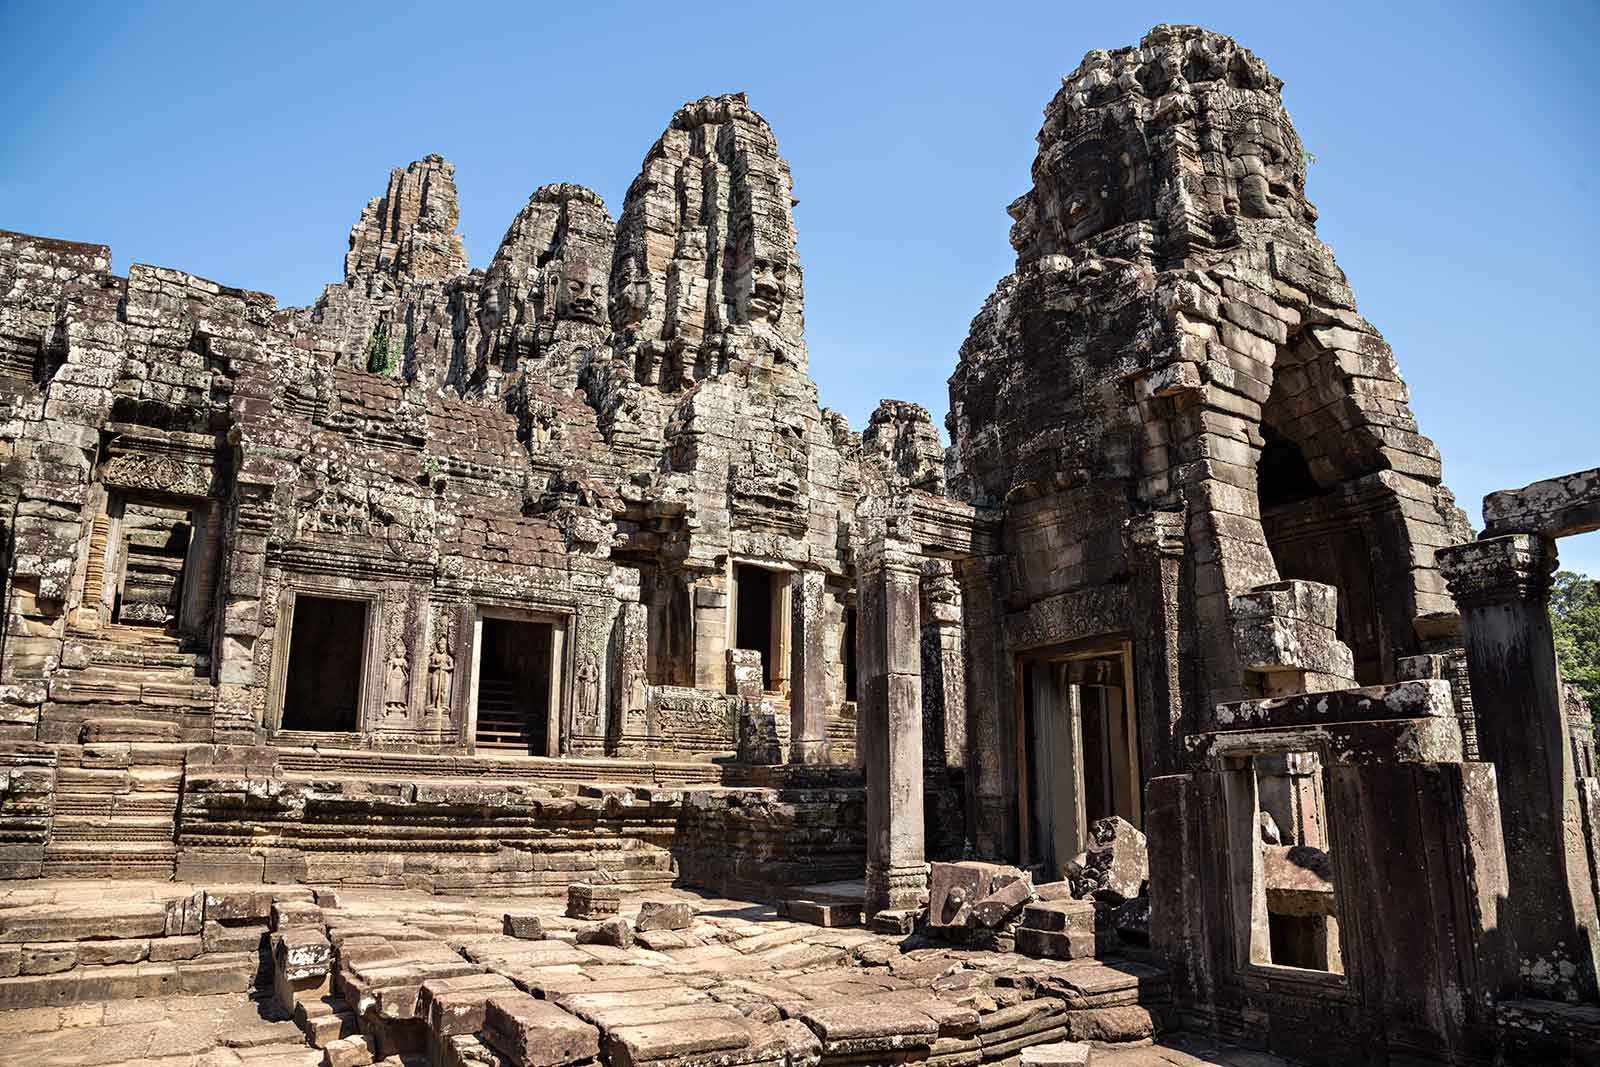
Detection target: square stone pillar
<box><xmin>690</xmin><ymin>575</ymin><xmax>729</xmax><ymax>691</ymax></box>
<box><xmin>858</xmin><ymin>537</ymin><xmax>928</xmax><ymax>917</ymax></box>
<box><xmin>1124</xmin><ymin>509</ymin><xmax>1187</xmax><ymax>777</ymax></box>
<box><xmin>789</xmin><ymin>568</ymin><xmax>831</xmax><ymax>765</ymax></box>
<box><xmin>1437</xmin><ymin>533</ymin><xmax>1600</xmax><ymax>1001</ymax></box>
<box><xmin>955</xmin><ymin>554</ymin><xmax>1016</xmax><ymax>859</ymax></box>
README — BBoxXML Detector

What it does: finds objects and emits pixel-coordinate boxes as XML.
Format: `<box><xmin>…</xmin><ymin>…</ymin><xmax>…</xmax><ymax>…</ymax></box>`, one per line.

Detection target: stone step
<box><xmin>41</xmin><ymin>843</ymin><xmax>178</xmax><ymax>879</ymax></box>
<box><xmin>0</xmin><ymin>952</ymin><xmax>258</xmax><ymax>1009</ymax></box>
<box><xmin>49</xmin><ymin>815</ymin><xmax>177</xmax><ymax>843</ymax></box>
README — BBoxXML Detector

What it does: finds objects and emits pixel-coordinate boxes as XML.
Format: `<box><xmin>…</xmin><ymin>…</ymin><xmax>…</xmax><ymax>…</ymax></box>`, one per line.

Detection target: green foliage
<box><xmin>365</xmin><ymin>326</ymin><xmax>394</xmax><ymax>376</ymax></box>
<box><xmin>1302</xmin><ymin>148</ymin><xmax>1318</xmax><ymax>167</ymax></box>
<box><xmin>1551</xmin><ymin>570</ymin><xmax>1600</xmax><ymax>729</ymax></box>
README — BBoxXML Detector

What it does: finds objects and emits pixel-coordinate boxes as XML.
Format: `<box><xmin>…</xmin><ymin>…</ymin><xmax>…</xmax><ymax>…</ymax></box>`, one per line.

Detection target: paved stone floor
<box><xmin>0</xmin><ymin>880</ymin><xmax>1301</xmax><ymax>1066</ymax></box>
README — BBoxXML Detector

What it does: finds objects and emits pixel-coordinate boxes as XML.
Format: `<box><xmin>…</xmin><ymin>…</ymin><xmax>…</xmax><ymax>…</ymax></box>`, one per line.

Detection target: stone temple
<box><xmin>0</xmin><ymin>23</ymin><xmax>1597</xmax><ymax>1067</ymax></box>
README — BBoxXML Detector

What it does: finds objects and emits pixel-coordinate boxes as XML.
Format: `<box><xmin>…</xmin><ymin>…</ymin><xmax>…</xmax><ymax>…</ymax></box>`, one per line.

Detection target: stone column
<box><xmin>1437</xmin><ymin>534</ymin><xmax>1600</xmax><ymax>1001</ymax></box>
<box><xmin>955</xmin><ymin>553</ymin><xmax>1015</xmax><ymax>858</ymax></box>
<box><xmin>859</xmin><ymin>537</ymin><xmax>927</xmax><ymax>917</ymax></box>
<box><xmin>919</xmin><ymin>562</ymin><xmax>965</xmax><ymax>770</ymax></box>
<box><xmin>1124</xmin><ymin>509</ymin><xmax>1187</xmax><ymax>777</ymax></box>
<box><xmin>789</xmin><ymin>568</ymin><xmax>830</xmax><ymax>765</ymax></box>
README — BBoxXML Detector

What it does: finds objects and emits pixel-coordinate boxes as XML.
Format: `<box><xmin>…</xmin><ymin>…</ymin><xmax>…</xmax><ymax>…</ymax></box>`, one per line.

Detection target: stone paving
<box><xmin>0</xmin><ymin>880</ymin><xmax>1300</xmax><ymax>1067</ymax></box>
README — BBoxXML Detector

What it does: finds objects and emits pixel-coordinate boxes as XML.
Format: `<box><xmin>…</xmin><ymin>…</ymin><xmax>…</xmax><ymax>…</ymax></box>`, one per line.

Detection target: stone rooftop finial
<box><xmin>343</xmin><ymin>154</ymin><xmax>468</xmax><ymax>294</ymax></box>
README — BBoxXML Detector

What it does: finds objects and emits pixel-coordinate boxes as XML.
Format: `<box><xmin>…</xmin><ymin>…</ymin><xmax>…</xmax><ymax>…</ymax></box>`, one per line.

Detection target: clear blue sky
<box><xmin>4</xmin><ymin>1</ymin><xmax>1596</xmax><ymax>573</ymax></box>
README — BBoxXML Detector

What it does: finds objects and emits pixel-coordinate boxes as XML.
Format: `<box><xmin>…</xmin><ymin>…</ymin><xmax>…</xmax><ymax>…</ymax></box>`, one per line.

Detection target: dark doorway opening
<box><xmin>282</xmin><ymin>595</ymin><xmax>367</xmax><ymax>731</ymax></box>
<box><xmin>734</xmin><ymin>564</ymin><xmax>776</xmax><ymax>691</ymax></box>
<box><xmin>843</xmin><ymin>605</ymin><xmax>858</xmax><ymax>704</ymax></box>
<box><xmin>475</xmin><ymin>618</ymin><xmax>553</xmax><ymax>754</ymax></box>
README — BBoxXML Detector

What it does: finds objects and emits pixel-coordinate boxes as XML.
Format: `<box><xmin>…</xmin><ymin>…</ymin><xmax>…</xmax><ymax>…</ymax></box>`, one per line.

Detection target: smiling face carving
<box><xmin>554</xmin><ymin>257</ymin><xmax>608</xmax><ymax>325</ymax></box>
<box><xmin>733</xmin><ymin>218</ymin><xmax>789</xmax><ymax>325</ymax></box>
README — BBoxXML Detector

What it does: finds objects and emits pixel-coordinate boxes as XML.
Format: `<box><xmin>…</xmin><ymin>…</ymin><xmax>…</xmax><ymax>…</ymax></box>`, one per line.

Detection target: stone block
<box><xmin>503</xmin><ymin>912</ymin><xmax>544</xmax><ymax>940</ymax></box>
<box><xmin>575</xmin><ymin>917</ymin><xmax>633</xmax><ymax>948</ymax></box>
<box><xmin>565</xmin><ymin>882</ymin><xmax>619</xmax><ymax>920</ymax></box>
<box><xmin>482</xmin><ymin>991</ymin><xmax>600</xmax><ymax>1066</ymax></box>
<box><xmin>272</xmin><ymin>900</ymin><xmax>325</xmax><ymax>930</ymax></box>
<box><xmin>635</xmin><ymin>900</ymin><xmax>693</xmax><ymax>932</ymax></box>
<box><xmin>323</xmin><ymin>1034</ymin><xmax>374</xmax><ymax>1067</ymax></box>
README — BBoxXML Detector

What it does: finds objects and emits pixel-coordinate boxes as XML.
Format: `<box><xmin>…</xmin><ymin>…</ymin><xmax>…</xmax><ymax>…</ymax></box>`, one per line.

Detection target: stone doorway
<box><xmin>473</xmin><ymin>618</ymin><xmax>553</xmax><ymax>754</ymax></box>
<box><xmin>279</xmin><ymin>594</ymin><xmax>369</xmax><ymax>732</ymax></box>
<box><xmin>466</xmin><ymin>608</ymin><xmax>566</xmax><ymax>757</ymax></box>
<box><xmin>1020</xmin><ymin>643</ymin><xmax>1142</xmax><ymax>879</ymax></box>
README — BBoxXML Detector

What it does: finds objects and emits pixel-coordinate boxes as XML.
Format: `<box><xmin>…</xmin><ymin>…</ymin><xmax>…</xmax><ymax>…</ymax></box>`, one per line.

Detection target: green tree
<box><xmin>365</xmin><ymin>326</ymin><xmax>393</xmax><ymax>375</ymax></box>
<box><xmin>1551</xmin><ymin>569</ymin><xmax>1600</xmax><ymax>730</ymax></box>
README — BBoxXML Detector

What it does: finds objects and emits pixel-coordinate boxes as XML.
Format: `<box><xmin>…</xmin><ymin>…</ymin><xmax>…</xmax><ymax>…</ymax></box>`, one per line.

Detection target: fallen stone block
<box><xmin>635</xmin><ymin>900</ymin><xmax>693</xmax><ymax>932</ymax></box>
<box><xmin>784</xmin><ymin>900</ymin><xmax>861</xmax><ymax>928</ymax></box>
<box><xmin>576</xmin><ymin>917</ymin><xmax>633</xmax><ymax>949</ymax></box>
<box><xmin>503</xmin><ymin>912</ymin><xmax>544</xmax><ymax>940</ymax></box>
<box><xmin>565</xmin><ymin>882</ymin><xmax>620</xmax><ymax>920</ymax></box>
<box><xmin>483</xmin><ymin>991</ymin><xmax>600</xmax><ymax>1067</ymax></box>
<box><xmin>801</xmin><ymin>1002</ymin><xmax>939</xmax><ymax>1057</ymax></box>
<box><xmin>870</xmin><ymin>908</ymin><xmax>918</xmax><ymax>935</ymax></box>
<box><xmin>1083</xmin><ymin>816</ymin><xmax>1147</xmax><ymax>905</ymax></box>
<box><xmin>1021</xmin><ymin>900</ymin><xmax>1096</xmax><ymax>934</ymax></box>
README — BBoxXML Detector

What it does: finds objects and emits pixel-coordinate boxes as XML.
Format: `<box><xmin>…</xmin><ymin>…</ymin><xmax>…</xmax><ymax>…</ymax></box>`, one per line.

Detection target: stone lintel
<box><xmin>1482</xmin><ymin>467</ymin><xmax>1600</xmax><ymax>540</ymax></box>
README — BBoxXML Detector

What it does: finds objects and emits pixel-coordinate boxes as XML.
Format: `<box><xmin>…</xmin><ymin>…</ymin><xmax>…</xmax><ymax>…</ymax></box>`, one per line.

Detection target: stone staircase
<box><xmin>471</xmin><ymin>677</ymin><xmax>530</xmax><ymax>751</ymax></box>
<box><xmin>0</xmin><ymin>883</ymin><xmax>315</xmax><ymax>1010</ymax></box>
<box><xmin>41</xmin><ymin>627</ymin><xmax>215</xmax><ymax>744</ymax></box>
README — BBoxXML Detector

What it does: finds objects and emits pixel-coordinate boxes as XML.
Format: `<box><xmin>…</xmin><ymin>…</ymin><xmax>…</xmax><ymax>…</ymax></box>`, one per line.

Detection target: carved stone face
<box><xmin>554</xmin><ymin>258</ymin><xmax>607</xmax><ymax>325</ymax></box>
<box><xmin>478</xmin><ymin>278</ymin><xmax>504</xmax><ymax>336</ymax></box>
<box><xmin>734</xmin><ymin>221</ymin><xmax>789</xmax><ymax>324</ymax></box>
<box><xmin>1043</xmin><ymin>137</ymin><xmax>1135</xmax><ymax>249</ymax></box>
<box><xmin>1226</xmin><ymin>116</ymin><xmax>1299</xmax><ymax>220</ymax></box>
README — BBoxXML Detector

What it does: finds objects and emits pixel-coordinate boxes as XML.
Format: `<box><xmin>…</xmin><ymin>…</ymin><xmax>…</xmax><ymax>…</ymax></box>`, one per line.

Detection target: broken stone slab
<box><xmin>575</xmin><ymin>917</ymin><xmax>633</xmax><ymax>949</ymax></box>
<box><xmin>1020</xmin><ymin>1041</ymin><xmax>1092</xmax><ymax>1066</ymax></box>
<box><xmin>635</xmin><ymin>900</ymin><xmax>693</xmax><ymax>932</ymax></box>
<box><xmin>482</xmin><ymin>991</ymin><xmax>600</xmax><ymax>1067</ymax></box>
<box><xmin>503</xmin><ymin>913</ymin><xmax>544</xmax><ymax>940</ymax></box>
<box><xmin>800</xmin><ymin>1002</ymin><xmax>939</xmax><ymax>1057</ymax></box>
<box><xmin>565</xmin><ymin>882</ymin><xmax>620</xmax><ymax>920</ymax></box>
<box><xmin>969</xmin><ymin>873</ymin><xmax>1035</xmax><ymax>929</ymax></box>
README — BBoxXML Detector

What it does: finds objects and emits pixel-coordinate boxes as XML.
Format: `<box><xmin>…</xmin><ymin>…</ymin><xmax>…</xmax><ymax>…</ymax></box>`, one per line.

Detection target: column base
<box><xmin>865</xmin><ymin>860</ymin><xmax>930</xmax><ymax>918</ymax></box>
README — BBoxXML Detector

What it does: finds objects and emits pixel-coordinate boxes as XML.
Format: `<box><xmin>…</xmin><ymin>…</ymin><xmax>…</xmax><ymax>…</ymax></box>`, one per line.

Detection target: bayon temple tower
<box><xmin>0</xmin><ymin>23</ymin><xmax>1597</xmax><ymax>1067</ymax></box>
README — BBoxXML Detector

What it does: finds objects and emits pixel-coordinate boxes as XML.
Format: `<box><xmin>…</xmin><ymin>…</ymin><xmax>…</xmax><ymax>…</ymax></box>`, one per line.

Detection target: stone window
<box><xmin>731</xmin><ymin>563</ymin><xmax>791</xmax><ymax>694</ymax></box>
<box><xmin>1224</xmin><ymin>747</ymin><xmax>1345</xmax><ymax>976</ymax></box>
<box><xmin>278</xmin><ymin>594</ymin><xmax>370</xmax><ymax>732</ymax></box>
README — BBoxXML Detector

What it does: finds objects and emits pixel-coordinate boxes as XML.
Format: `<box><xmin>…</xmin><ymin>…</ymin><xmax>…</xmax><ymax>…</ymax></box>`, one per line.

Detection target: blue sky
<box><xmin>4</xmin><ymin>0</ymin><xmax>1596</xmax><ymax>573</ymax></box>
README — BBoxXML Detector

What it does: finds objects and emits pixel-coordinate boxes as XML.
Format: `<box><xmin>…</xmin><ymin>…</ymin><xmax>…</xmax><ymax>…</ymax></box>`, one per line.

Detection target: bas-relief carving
<box><xmin>1003</xmin><ymin>584</ymin><xmax>1132</xmax><ymax>652</ymax></box>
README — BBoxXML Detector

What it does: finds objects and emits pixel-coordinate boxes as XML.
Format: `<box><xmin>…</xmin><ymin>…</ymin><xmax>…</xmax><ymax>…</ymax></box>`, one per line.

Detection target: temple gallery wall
<box><xmin>0</xmin><ymin>23</ymin><xmax>1597</xmax><ymax>1067</ymax></box>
